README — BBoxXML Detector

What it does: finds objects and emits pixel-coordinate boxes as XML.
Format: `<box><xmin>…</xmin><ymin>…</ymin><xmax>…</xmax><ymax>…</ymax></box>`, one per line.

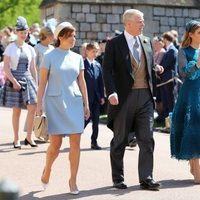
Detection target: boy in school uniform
<box><xmin>84</xmin><ymin>42</ymin><xmax>105</xmax><ymax>150</ymax></box>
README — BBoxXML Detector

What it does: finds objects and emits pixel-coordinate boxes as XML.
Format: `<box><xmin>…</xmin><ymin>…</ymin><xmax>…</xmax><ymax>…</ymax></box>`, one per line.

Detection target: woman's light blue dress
<box><xmin>170</xmin><ymin>46</ymin><xmax>200</xmax><ymax>160</ymax></box>
<box><xmin>41</xmin><ymin>48</ymin><xmax>84</xmax><ymax>135</ymax></box>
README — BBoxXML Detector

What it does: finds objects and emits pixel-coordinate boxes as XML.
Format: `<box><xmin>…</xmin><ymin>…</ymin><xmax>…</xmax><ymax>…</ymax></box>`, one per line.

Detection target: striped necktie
<box><xmin>133</xmin><ymin>37</ymin><xmax>140</xmax><ymax>63</ymax></box>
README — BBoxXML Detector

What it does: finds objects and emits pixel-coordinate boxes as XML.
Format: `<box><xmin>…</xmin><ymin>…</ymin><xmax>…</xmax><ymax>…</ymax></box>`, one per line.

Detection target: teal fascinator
<box><xmin>185</xmin><ymin>20</ymin><xmax>200</xmax><ymax>33</ymax></box>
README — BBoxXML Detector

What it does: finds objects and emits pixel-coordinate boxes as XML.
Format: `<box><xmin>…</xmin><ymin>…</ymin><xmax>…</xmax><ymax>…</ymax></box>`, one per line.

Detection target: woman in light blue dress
<box><xmin>170</xmin><ymin>20</ymin><xmax>200</xmax><ymax>183</ymax></box>
<box><xmin>37</xmin><ymin>22</ymin><xmax>90</xmax><ymax>194</ymax></box>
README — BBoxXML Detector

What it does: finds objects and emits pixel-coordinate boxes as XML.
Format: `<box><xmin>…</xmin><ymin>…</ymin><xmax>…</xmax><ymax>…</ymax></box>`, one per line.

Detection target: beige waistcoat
<box><xmin>130</xmin><ymin>49</ymin><xmax>149</xmax><ymax>89</ymax></box>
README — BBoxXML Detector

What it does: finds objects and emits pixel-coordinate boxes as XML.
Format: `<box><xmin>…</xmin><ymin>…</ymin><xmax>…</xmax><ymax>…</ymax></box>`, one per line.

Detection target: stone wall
<box><xmin>40</xmin><ymin>0</ymin><xmax>200</xmax><ymax>52</ymax></box>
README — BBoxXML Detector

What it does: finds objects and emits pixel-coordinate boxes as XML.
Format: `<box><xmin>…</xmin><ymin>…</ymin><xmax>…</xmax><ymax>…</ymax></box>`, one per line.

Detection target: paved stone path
<box><xmin>0</xmin><ymin>107</ymin><xmax>199</xmax><ymax>200</ymax></box>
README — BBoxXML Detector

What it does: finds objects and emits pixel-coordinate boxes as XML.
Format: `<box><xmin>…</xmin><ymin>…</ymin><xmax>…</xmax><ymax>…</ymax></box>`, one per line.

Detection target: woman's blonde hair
<box><xmin>39</xmin><ymin>27</ymin><xmax>53</xmax><ymax>41</ymax></box>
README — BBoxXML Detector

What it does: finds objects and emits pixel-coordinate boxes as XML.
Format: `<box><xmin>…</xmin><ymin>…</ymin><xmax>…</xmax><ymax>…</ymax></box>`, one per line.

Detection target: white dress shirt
<box><xmin>166</xmin><ymin>42</ymin><xmax>174</xmax><ymax>51</ymax></box>
<box><xmin>86</xmin><ymin>58</ymin><xmax>95</xmax><ymax>67</ymax></box>
<box><xmin>124</xmin><ymin>30</ymin><xmax>142</xmax><ymax>59</ymax></box>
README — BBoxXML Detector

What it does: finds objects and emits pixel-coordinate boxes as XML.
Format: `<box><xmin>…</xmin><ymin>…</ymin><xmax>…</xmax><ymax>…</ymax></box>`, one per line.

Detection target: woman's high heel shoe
<box><xmin>41</xmin><ymin>168</ymin><xmax>50</xmax><ymax>191</ymax></box>
<box><xmin>24</xmin><ymin>138</ymin><xmax>38</xmax><ymax>147</ymax></box>
<box><xmin>13</xmin><ymin>141</ymin><xmax>21</xmax><ymax>149</ymax></box>
<box><xmin>41</xmin><ymin>181</ymin><xmax>49</xmax><ymax>190</ymax></box>
<box><xmin>69</xmin><ymin>180</ymin><xmax>79</xmax><ymax>195</ymax></box>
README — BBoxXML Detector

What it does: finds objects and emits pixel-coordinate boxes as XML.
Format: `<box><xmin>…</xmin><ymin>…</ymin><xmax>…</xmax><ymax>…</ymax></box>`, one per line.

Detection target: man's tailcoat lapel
<box><xmin>118</xmin><ymin>34</ymin><xmax>134</xmax><ymax>80</ymax></box>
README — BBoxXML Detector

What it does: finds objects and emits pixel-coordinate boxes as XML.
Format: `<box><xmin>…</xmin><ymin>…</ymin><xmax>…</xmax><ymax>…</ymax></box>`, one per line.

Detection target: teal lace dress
<box><xmin>170</xmin><ymin>46</ymin><xmax>200</xmax><ymax>160</ymax></box>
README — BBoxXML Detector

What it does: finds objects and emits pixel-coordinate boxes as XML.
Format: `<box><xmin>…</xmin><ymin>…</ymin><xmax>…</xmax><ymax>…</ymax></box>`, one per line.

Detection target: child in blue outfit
<box><xmin>84</xmin><ymin>42</ymin><xmax>105</xmax><ymax>149</ymax></box>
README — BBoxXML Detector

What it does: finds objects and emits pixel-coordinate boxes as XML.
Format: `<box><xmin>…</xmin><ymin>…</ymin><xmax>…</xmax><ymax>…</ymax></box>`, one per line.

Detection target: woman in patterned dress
<box><xmin>170</xmin><ymin>20</ymin><xmax>200</xmax><ymax>183</ymax></box>
<box><xmin>37</xmin><ymin>22</ymin><xmax>90</xmax><ymax>194</ymax></box>
<box><xmin>0</xmin><ymin>16</ymin><xmax>38</xmax><ymax>148</ymax></box>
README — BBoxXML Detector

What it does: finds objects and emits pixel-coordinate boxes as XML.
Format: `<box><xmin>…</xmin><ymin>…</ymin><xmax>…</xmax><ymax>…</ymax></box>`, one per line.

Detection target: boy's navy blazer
<box><xmin>84</xmin><ymin>59</ymin><xmax>104</xmax><ymax>103</ymax></box>
<box><xmin>160</xmin><ymin>44</ymin><xmax>178</xmax><ymax>82</ymax></box>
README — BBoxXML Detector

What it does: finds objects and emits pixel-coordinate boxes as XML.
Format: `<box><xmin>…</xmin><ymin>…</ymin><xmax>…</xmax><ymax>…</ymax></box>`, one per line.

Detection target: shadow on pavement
<box><xmin>0</xmin><ymin>144</ymin><xmax>111</xmax><ymax>156</ymax></box>
<box><xmin>16</xmin><ymin>146</ymin><xmax>111</xmax><ymax>156</ymax></box>
<box><xmin>20</xmin><ymin>185</ymin><xmax>139</xmax><ymax>200</ymax></box>
<box><xmin>159</xmin><ymin>179</ymin><xmax>194</xmax><ymax>189</ymax></box>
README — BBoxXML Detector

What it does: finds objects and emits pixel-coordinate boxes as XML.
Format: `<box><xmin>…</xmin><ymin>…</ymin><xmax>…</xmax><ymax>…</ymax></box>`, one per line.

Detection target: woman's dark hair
<box><xmin>55</xmin><ymin>26</ymin><xmax>75</xmax><ymax>47</ymax></box>
<box><xmin>181</xmin><ymin>20</ymin><xmax>200</xmax><ymax>48</ymax></box>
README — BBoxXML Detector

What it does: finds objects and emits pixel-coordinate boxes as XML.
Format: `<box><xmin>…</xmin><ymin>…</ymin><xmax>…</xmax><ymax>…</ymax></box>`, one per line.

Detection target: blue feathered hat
<box><xmin>15</xmin><ymin>16</ymin><xmax>28</xmax><ymax>30</ymax></box>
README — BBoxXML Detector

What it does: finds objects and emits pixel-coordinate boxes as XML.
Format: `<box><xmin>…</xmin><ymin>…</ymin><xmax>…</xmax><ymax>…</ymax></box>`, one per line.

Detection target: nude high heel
<box><xmin>69</xmin><ymin>180</ymin><xmax>79</xmax><ymax>195</ymax></box>
<box><xmin>190</xmin><ymin>159</ymin><xmax>200</xmax><ymax>184</ymax></box>
<box><xmin>41</xmin><ymin>168</ymin><xmax>49</xmax><ymax>190</ymax></box>
<box><xmin>41</xmin><ymin>181</ymin><xmax>49</xmax><ymax>190</ymax></box>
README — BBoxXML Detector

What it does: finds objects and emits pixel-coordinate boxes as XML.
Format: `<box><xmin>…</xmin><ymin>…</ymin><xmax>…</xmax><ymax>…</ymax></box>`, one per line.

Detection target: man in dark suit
<box><xmin>84</xmin><ymin>42</ymin><xmax>105</xmax><ymax>150</ymax></box>
<box><xmin>159</xmin><ymin>32</ymin><xmax>178</xmax><ymax>122</ymax></box>
<box><xmin>103</xmin><ymin>9</ymin><xmax>163</xmax><ymax>190</ymax></box>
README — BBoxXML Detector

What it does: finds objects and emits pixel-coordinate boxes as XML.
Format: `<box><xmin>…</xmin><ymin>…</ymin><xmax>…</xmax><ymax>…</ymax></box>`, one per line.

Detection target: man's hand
<box><xmin>109</xmin><ymin>94</ymin><xmax>119</xmax><ymax>105</ymax></box>
<box><xmin>100</xmin><ymin>98</ymin><xmax>105</xmax><ymax>105</ymax></box>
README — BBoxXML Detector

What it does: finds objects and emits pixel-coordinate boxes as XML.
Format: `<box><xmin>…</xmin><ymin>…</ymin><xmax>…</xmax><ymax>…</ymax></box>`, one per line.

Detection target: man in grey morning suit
<box><xmin>103</xmin><ymin>9</ymin><xmax>164</xmax><ymax>190</ymax></box>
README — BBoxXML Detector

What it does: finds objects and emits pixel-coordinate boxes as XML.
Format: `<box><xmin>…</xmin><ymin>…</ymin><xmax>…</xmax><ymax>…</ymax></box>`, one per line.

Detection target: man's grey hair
<box><xmin>122</xmin><ymin>9</ymin><xmax>144</xmax><ymax>24</ymax></box>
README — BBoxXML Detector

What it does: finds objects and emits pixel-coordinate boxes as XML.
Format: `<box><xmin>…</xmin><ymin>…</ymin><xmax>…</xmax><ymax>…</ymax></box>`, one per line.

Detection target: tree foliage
<box><xmin>0</xmin><ymin>0</ymin><xmax>42</xmax><ymax>29</ymax></box>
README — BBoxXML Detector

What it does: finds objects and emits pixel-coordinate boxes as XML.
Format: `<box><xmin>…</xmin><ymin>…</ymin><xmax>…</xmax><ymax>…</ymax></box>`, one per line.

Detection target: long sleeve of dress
<box><xmin>178</xmin><ymin>48</ymin><xmax>200</xmax><ymax>80</ymax></box>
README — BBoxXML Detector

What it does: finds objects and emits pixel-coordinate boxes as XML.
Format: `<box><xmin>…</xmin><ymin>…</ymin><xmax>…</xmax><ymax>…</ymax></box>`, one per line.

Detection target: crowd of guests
<box><xmin>153</xmin><ymin>30</ymin><xmax>179</xmax><ymax>126</ymax></box>
<box><xmin>0</xmin><ymin>9</ymin><xmax>200</xmax><ymax>194</ymax></box>
<box><xmin>0</xmin><ymin>19</ymin><xmax>182</xmax><ymax>130</ymax></box>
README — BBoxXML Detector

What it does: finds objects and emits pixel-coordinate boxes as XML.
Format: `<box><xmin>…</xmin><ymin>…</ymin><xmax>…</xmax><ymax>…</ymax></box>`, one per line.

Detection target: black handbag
<box><xmin>7</xmin><ymin>78</ymin><xmax>27</xmax><ymax>91</ymax></box>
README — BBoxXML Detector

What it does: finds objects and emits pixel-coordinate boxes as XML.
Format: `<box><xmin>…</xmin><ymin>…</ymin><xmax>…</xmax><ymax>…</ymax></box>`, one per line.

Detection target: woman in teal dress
<box><xmin>37</xmin><ymin>22</ymin><xmax>90</xmax><ymax>194</ymax></box>
<box><xmin>170</xmin><ymin>20</ymin><xmax>200</xmax><ymax>183</ymax></box>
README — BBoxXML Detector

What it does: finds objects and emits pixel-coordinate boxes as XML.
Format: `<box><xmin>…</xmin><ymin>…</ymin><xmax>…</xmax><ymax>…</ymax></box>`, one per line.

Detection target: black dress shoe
<box><xmin>24</xmin><ymin>138</ymin><xmax>38</xmax><ymax>147</ymax></box>
<box><xmin>113</xmin><ymin>181</ymin><xmax>127</xmax><ymax>189</ymax></box>
<box><xmin>140</xmin><ymin>178</ymin><xmax>161</xmax><ymax>190</ymax></box>
<box><xmin>128</xmin><ymin>138</ymin><xmax>137</xmax><ymax>148</ymax></box>
<box><xmin>91</xmin><ymin>143</ymin><xmax>101</xmax><ymax>150</ymax></box>
<box><xmin>155</xmin><ymin>117</ymin><xmax>165</xmax><ymax>124</ymax></box>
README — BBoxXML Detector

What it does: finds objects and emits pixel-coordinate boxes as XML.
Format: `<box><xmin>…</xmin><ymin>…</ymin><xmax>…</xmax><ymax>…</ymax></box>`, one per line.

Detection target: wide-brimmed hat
<box><xmin>54</xmin><ymin>22</ymin><xmax>73</xmax><ymax>38</ymax></box>
<box><xmin>16</xmin><ymin>16</ymin><xmax>28</xmax><ymax>30</ymax></box>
